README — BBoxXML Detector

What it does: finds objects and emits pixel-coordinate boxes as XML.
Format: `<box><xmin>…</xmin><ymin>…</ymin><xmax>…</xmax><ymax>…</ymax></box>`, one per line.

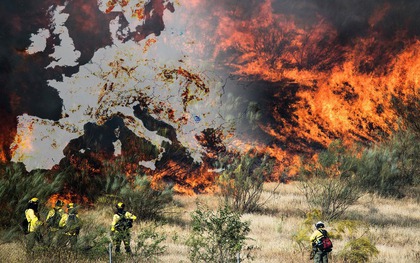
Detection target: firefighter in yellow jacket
<box><xmin>310</xmin><ymin>221</ymin><xmax>330</xmax><ymax>263</ymax></box>
<box><xmin>45</xmin><ymin>199</ymin><xmax>64</xmax><ymax>246</ymax></box>
<box><xmin>25</xmin><ymin>197</ymin><xmax>43</xmax><ymax>252</ymax></box>
<box><xmin>111</xmin><ymin>202</ymin><xmax>137</xmax><ymax>254</ymax></box>
<box><xmin>58</xmin><ymin>203</ymin><xmax>81</xmax><ymax>250</ymax></box>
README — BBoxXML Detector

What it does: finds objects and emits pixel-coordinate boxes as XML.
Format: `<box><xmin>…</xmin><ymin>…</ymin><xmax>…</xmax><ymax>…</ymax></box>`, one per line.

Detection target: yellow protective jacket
<box><xmin>309</xmin><ymin>228</ymin><xmax>324</xmax><ymax>243</ymax></box>
<box><xmin>59</xmin><ymin>213</ymin><xmax>81</xmax><ymax>235</ymax></box>
<box><xmin>310</xmin><ymin>228</ymin><xmax>326</xmax><ymax>247</ymax></box>
<box><xmin>46</xmin><ymin>208</ymin><xmax>63</xmax><ymax>230</ymax></box>
<box><xmin>25</xmin><ymin>208</ymin><xmax>42</xmax><ymax>233</ymax></box>
<box><xmin>111</xmin><ymin>211</ymin><xmax>137</xmax><ymax>232</ymax></box>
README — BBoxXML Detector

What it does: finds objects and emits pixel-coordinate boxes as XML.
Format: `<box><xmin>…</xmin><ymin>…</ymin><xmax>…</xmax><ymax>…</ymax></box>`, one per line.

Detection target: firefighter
<box><xmin>58</xmin><ymin>203</ymin><xmax>81</xmax><ymax>250</ymax></box>
<box><xmin>45</xmin><ymin>199</ymin><xmax>64</xmax><ymax>247</ymax></box>
<box><xmin>111</xmin><ymin>202</ymin><xmax>137</xmax><ymax>254</ymax></box>
<box><xmin>310</xmin><ymin>221</ymin><xmax>331</xmax><ymax>263</ymax></box>
<box><xmin>25</xmin><ymin>197</ymin><xmax>43</xmax><ymax>252</ymax></box>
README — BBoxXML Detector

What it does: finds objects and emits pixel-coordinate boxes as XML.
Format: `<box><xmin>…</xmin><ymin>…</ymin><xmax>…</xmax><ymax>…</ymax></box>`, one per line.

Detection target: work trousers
<box><xmin>314</xmin><ymin>250</ymin><xmax>329</xmax><ymax>263</ymax></box>
<box><xmin>113</xmin><ymin>230</ymin><xmax>132</xmax><ymax>254</ymax></box>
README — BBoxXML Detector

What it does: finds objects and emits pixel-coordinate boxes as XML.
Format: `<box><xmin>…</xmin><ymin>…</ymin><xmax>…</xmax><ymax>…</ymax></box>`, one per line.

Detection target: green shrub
<box><xmin>114</xmin><ymin>175</ymin><xmax>173</xmax><ymax>221</ymax></box>
<box><xmin>293</xmin><ymin>210</ymin><xmax>377</xmax><ymax>262</ymax></box>
<box><xmin>134</xmin><ymin>223</ymin><xmax>167</xmax><ymax>262</ymax></box>
<box><xmin>216</xmin><ymin>149</ymin><xmax>275</xmax><ymax>213</ymax></box>
<box><xmin>76</xmin><ymin>215</ymin><xmax>110</xmax><ymax>259</ymax></box>
<box><xmin>356</xmin><ymin>130</ymin><xmax>420</xmax><ymax>197</ymax></box>
<box><xmin>187</xmin><ymin>204</ymin><xmax>253</xmax><ymax>263</ymax></box>
<box><xmin>338</xmin><ymin>236</ymin><xmax>379</xmax><ymax>263</ymax></box>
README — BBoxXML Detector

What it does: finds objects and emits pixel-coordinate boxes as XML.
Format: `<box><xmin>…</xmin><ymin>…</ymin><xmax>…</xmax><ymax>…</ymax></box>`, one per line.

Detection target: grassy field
<box><xmin>1</xmin><ymin>182</ymin><xmax>419</xmax><ymax>262</ymax></box>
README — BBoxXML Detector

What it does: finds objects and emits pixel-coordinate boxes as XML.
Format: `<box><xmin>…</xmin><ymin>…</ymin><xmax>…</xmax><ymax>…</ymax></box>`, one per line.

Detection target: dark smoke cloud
<box><xmin>212</xmin><ymin>0</ymin><xmax>420</xmax><ymax>42</ymax></box>
<box><xmin>0</xmin><ymin>0</ymin><xmax>64</xmax><ymax>121</ymax></box>
<box><xmin>274</xmin><ymin>0</ymin><xmax>420</xmax><ymax>42</ymax></box>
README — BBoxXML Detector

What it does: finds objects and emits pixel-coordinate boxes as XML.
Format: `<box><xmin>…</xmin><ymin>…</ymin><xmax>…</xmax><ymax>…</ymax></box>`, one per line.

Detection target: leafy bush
<box><xmin>187</xmin><ymin>205</ymin><xmax>253</xmax><ymax>263</ymax></box>
<box><xmin>121</xmin><ymin>176</ymin><xmax>173</xmax><ymax>220</ymax></box>
<box><xmin>216</xmin><ymin>149</ymin><xmax>275</xmax><ymax>213</ymax></box>
<box><xmin>293</xmin><ymin>210</ymin><xmax>378</xmax><ymax>262</ymax></box>
<box><xmin>293</xmin><ymin>209</ymin><xmax>323</xmax><ymax>257</ymax></box>
<box><xmin>134</xmin><ymin>223</ymin><xmax>167</xmax><ymax>262</ymax></box>
<box><xmin>356</xmin><ymin>130</ymin><xmax>420</xmax><ymax>197</ymax></box>
<box><xmin>338</xmin><ymin>236</ymin><xmax>379</xmax><ymax>263</ymax></box>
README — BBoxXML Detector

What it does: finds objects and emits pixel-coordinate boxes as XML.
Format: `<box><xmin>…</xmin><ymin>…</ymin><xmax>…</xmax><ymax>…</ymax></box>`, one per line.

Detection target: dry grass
<box><xmin>1</xmin><ymin>182</ymin><xmax>419</xmax><ymax>262</ymax></box>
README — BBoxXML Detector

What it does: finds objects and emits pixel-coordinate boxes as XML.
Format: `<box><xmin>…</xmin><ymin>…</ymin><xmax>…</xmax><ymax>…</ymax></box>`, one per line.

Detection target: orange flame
<box><xmin>47</xmin><ymin>193</ymin><xmax>89</xmax><ymax>209</ymax></box>
<box><xmin>203</xmin><ymin>0</ymin><xmax>420</xmax><ymax>151</ymax></box>
<box><xmin>151</xmin><ymin>160</ymin><xmax>217</xmax><ymax>195</ymax></box>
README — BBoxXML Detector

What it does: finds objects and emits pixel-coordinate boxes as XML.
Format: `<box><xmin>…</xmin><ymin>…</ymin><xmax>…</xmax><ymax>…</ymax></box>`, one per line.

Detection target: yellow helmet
<box><xmin>116</xmin><ymin>202</ymin><xmax>125</xmax><ymax>209</ymax></box>
<box><xmin>67</xmin><ymin>203</ymin><xmax>74</xmax><ymax>209</ymax></box>
<box><xmin>29</xmin><ymin>197</ymin><xmax>39</xmax><ymax>203</ymax></box>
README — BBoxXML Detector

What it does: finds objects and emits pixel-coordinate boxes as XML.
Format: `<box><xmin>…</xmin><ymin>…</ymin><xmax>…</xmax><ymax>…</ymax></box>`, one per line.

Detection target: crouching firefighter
<box><xmin>111</xmin><ymin>202</ymin><xmax>137</xmax><ymax>254</ymax></box>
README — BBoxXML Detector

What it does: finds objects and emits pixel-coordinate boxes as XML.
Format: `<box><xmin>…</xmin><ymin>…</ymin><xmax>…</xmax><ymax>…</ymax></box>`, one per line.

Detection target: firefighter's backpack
<box><xmin>115</xmin><ymin>212</ymin><xmax>133</xmax><ymax>231</ymax></box>
<box><xmin>316</xmin><ymin>229</ymin><xmax>333</xmax><ymax>252</ymax></box>
<box><xmin>46</xmin><ymin>210</ymin><xmax>62</xmax><ymax>228</ymax></box>
<box><xmin>65</xmin><ymin>213</ymin><xmax>81</xmax><ymax>235</ymax></box>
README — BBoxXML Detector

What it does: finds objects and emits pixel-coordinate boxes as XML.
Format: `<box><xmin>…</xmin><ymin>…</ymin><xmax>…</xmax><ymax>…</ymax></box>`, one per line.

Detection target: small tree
<box><xmin>298</xmin><ymin>141</ymin><xmax>361</xmax><ymax>220</ymax></box>
<box><xmin>217</xmin><ymin>149</ymin><xmax>275</xmax><ymax>213</ymax></box>
<box><xmin>187</xmin><ymin>205</ymin><xmax>253</xmax><ymax>263</ymax></box>
<box><xmin>299</xmin><ymin>176</ymin><xmax>360</xmax><ymax>220</ymax></box>
<box><xmin>120</xmin><ymin>176</ymin><xmax>174</xmax><ymax>220</ymax></box>
<box><xmin>292</xmin><ymin>209</ymin><xmax>323</xmax><ymax>259</ymax></box>
<box><xmin>335</xmin><ymin>220</ymin><xmax>379</xmax><ymax>263</ymax></box>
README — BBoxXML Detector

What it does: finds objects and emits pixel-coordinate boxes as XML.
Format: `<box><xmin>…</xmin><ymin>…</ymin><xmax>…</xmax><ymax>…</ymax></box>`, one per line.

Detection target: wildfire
<box><xmin>192</xmin><ymin>0</ymin><xmax>420</xmax><ymax>151</ymax></box>
<box><xmin>151</xmin><ymin>160</ymin><xmax>217</xmax><ymax>195</ymax></box>
<box><xmin>47</xmin><ymin>193</ymin><xmax>89</xmax><ymax>208</ymax></box>
<box><xmin>4</xmin><ymin>0</ymin><xmax>420</xmax><ymax>197</ymax></box>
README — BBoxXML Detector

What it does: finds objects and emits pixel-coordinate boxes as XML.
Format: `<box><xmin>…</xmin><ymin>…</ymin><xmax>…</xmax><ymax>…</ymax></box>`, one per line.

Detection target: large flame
<box><xmin>199</xmin><ymin>0</ymin><xmax>420</xmax><ymax>150</ymax></box>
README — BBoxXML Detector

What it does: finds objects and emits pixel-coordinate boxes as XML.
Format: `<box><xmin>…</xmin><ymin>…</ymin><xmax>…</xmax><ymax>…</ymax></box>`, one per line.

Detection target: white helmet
<box><xmin>315</xmin><ymin>221</ymin><xmax>325</xmax><ymax>228</ymax></box>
